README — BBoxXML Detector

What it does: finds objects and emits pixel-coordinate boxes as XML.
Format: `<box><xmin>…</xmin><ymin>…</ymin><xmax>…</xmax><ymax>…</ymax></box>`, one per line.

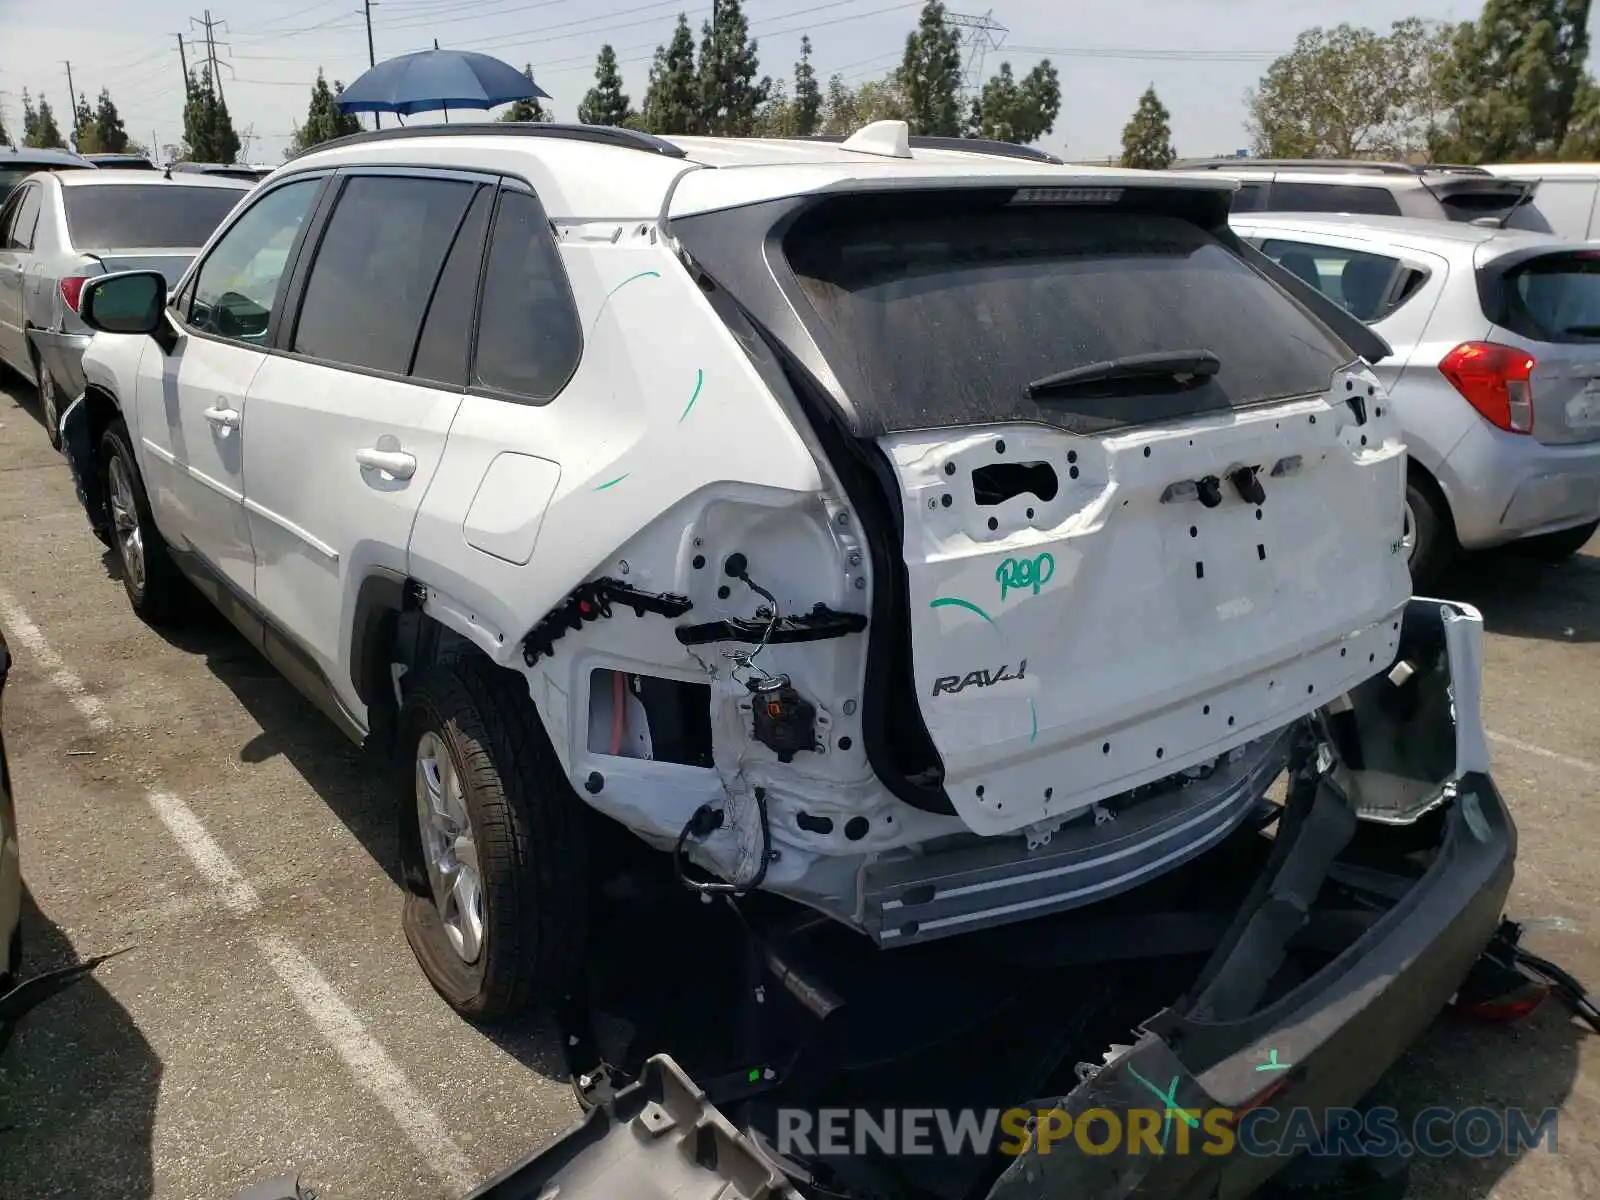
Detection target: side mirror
<box><xmin>79</xmin><ymin>270</ymin><xmax>167</xmax><ymax>337</ymax></box>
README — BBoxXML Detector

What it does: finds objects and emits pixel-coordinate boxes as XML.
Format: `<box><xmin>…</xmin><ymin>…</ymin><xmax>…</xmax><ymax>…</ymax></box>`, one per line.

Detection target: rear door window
<box><xmin>1485</xmin><ymin>251</ymin><xmax>1600</xmax><ymax>343</ymax></box>
<box><xmin>784</xmin><ymin>195</ymin><xmax>1351</xmax><ymax>436</ymax></box>
<box><xmin>1258</xmin><ymin>238</ymin><xmax>1413</xmax><ymax>322</ymax></box>
<box><xmin>62</xmin><ymin>184</ymin><xmax>245</xmax><ymax>248</ymax></box>
<box><xmin>291</xmin><ymin>174</ymin><xmax>477</xmax><ymax>376</ymax></box>
<box><xmin>1265</xmin><ymin>182</ymin><xmax>1402</xmax><ymax>216</ymax></box>
<box><xmin>5</xmin><ymin>185</ymin><xmax>41</xmax><ymax>251</ymax></box>
<box><xmin>409</xmin><ymin>185</ymin><xmax>493</xmax><ymax>387</ymax></box>
<box><xmin>470</xmin><ymin>188</ymin><xmax>582</xmax><ymax>401</ymax></box>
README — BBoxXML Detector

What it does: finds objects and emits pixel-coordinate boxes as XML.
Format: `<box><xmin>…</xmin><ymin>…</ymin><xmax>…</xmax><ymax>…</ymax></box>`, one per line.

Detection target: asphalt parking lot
<box><xmin>0</xmin><ymin>370</ymin><xmax>1597</xmax><ymax>1200</ymax></box>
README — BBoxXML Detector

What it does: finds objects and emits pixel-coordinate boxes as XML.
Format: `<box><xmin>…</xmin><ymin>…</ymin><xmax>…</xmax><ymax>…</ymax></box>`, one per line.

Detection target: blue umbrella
<box><xmin>334</xmin><ymin>47</ymin><xmax>550</xmax><ymax>120</ymax></box>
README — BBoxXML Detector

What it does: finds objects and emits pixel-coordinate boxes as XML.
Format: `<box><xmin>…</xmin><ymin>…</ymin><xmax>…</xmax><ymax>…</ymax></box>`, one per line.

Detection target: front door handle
<box><xmin>203</xmin><ymin>404</ymin><xmax>241</xmax><ymax>429</ymax></box>
<box><xmin>355</xmin><ymin>447</ymin><xmax>417</xmax><ymax>480</ymax></box>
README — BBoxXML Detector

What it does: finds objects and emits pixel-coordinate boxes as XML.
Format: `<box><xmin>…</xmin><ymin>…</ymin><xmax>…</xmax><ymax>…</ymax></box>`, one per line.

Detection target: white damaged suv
<box><xmin>58</xmin><ymin>121</ymin><xmax>1487</xmax><ymax>1035</ymax></box>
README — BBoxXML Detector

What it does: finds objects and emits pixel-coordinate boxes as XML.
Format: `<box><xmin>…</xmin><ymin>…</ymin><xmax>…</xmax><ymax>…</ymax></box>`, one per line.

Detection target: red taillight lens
<box><xmin>1439</xmin><ymin>341</ymin><xmax>1535</xmax><ymax>434</ymax></box>
<box><xmin>60</xmin><ymin>275</ymin><xmax>88</xmax><ymax>314</ymax></box>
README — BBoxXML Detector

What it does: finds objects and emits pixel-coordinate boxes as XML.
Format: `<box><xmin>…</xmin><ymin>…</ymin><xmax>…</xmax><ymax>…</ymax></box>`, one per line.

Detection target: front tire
<box><xmin>399</xmin><ymin>655</ymin><xmax>588</xmax><ymax>1020</ymax></box>
<box><xmin>100</xmin><ymin>420</ymin><xmax>187</xmax><ymax>623</ymax></box>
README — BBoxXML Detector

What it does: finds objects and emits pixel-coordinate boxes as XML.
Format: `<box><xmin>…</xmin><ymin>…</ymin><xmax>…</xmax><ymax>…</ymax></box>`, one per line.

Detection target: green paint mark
<box><xmin>747</xmin><ymin>1067</ymin><xmax>761</xmax><ymax>1083</ymax></box>
<box><xmin>593</xmin><ymin>473</ymin><xmax>630</xmax><ymax>491</ymax></box>
<box><xmin>1029</xmin><ymin>699</ymin><xmax>1038</xmax><ymax>744</ymax></box>
<box><xmin>589</xmin><ymin>270</ymin><xmax>662</xmax><ymax>335</ymax></box>
<box><xmin>1127</xmin><ymin>1064</ymin><xmax>1200</xmax><ymax>1151</ymax></box>
<box><xmin>1255</xmin><ymin>1049</ymin><xmax>1291</xmax><ymax>1073</ymax></box>
<box><xmin>929</xmin><ymin>596</ymin><xmax>997</xmax><ymax>626</ymax></box>
<box><xmin>996</xmin><ymin>552</ymin><xmax>1056</xmax><ymax>601</ymax></box>
<box><xmin>679</xmin><ymin>368</ymin><xmax>704</xmax><ymax>422</ymax></box>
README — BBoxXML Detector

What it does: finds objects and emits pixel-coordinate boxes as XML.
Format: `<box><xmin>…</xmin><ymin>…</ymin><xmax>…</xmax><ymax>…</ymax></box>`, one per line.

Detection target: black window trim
<box><xmin>461</xmin><ymin>177</ymin><xmax>585</xmax><ymax>409</ymax></box>
<box><xmin>168</xmin><ymin>169</ymin><xmax>338</xmax><ymax>350</ymax></box>
<box><xmin>273</xmin><ymin>165</ymin><xmax>497</xmax><ymax>389</ymax></box>
<box><xmin>0</xmin><ymin>188</ymin><xmax>24</xmax><ymax>248</ymax></box>
<box><xmin>7</xmin><ymin>182</ymin><xmax>43</xmax><ymax>252</ymax></box>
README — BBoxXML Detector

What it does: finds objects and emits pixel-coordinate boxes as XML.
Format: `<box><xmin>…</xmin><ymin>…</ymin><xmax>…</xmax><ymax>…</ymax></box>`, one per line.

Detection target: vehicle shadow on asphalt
<box><xmin>0</xmin><ymin>888</ymin><xmax>160</xmax><ymax>1200</ymax></box>
<box><xmin>1433</xmin><ymin>546</ymin><xmax>1600</xmax><ymax>644</ymax></box>
<box><xmin>1364</xmin><ymin>1002</ymin><xmax>1590</xmax><ymax>1199</ymax></box>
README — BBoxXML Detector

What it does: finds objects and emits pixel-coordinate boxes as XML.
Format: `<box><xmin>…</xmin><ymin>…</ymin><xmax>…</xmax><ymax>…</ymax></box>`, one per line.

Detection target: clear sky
<box><xmin>0</xmin><ymin>0</ymin><xmax>1582</xmax><ymax>165</ymax></box>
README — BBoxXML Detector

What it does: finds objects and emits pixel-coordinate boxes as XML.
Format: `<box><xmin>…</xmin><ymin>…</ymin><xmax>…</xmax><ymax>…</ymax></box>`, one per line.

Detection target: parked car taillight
<box><xmin>1439</xmin><ymin>340</ymin><xmax>1535</xmax><ymax>434</ymax></box>
<box><xmin>59</xmin><ymin>276</ymin><xmax>88</xmax><ymax>314</ymax></box>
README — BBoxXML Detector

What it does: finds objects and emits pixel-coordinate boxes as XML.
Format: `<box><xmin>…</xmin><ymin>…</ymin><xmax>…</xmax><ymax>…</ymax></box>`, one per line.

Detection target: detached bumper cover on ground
<box><xmin>458</xmin><ymin>599</ymin><xmax>1516</xmax><ymax>1200</ymax></box>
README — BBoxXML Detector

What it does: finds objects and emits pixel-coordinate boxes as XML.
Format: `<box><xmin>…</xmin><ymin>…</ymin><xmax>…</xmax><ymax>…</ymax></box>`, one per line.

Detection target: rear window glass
<box><xmin>1487</xmin><ymin>252</ymin><xmax>1600</xmax><ymax>343</ymax></box>
<box><xmin>1266</xmin><ymin>182</ymin><xmax>1402</xmax><ymax>216</ymax></box>
<box><xmin>784</xmin><ymin>199</ymin><xmax>1351</xmax><ymax>435</ymax></box>
<box><xmin>1437</xmin><ymin>189</ymin><xmax>1554</xmax><ymax>233</ymax></box>
<box><xmin>63</xmin><ymin>184</ymin><xmax>245</xmax><ymax>248</ymax></box>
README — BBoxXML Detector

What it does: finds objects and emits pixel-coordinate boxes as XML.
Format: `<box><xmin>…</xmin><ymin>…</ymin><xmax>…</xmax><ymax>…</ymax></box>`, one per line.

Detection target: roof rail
<box><xmin>1180</xmin><ymin>157</ymin><xmax>1423</xmax><ymax>175</ymax></box>
<box><xmin>291</xmin><ymin>122</ymin><xmax>688</xmax><ymax>161</ymax></box>
<box><xmin>800</xmin><ymin>132</ymin><xmax>1063</xmax><ymax>165</ymax></box>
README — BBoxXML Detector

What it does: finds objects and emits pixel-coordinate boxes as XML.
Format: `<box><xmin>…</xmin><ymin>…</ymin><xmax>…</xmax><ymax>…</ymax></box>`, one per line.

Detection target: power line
<box><xmin>947</xmin><ymin>10</ymin><xmax>1006</xmax><ymax>93</ymax></box>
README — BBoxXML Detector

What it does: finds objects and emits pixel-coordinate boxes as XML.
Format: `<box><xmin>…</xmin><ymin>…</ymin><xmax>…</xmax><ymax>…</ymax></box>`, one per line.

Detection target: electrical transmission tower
<box><xmin>946</xmin><ymin>10</ymin><xmax>1008</xmax><ymax>94</ymax></box>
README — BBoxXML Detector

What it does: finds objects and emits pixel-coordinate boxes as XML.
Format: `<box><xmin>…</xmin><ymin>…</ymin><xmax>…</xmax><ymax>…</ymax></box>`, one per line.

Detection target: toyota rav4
<box><xmin>57</xmin><ymin>120</ymin><xmax>1515</xmax><ymax>1199</ymax></box>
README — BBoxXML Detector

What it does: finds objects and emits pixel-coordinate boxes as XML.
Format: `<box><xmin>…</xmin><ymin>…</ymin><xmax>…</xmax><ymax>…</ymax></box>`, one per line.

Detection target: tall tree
<box><xmin>22</xmin><ymin>92</ymin><xmax>66</xmax><ymax>149</ymax></box>
<box><xmin>0</xmin><ymin>107</ymin><xmax>8</xmax><ymax>148</ymax></box>
<box><xmin>793</xmin><ymin>35</ymin><xmax>822</xmax><ymax>136</ymax></box>
<box><xmin>698</xmin><ymin>0</ymin><xmax>770</xmax><ymax>135</ymax></box>
<box><xmin>1436</xmin><ymin>0</ymin><xmax>1593</xmax><ymax>162</ymax></box>
<box><xmin>1386</xmin><ymin>17</ymin><xmax>1460</xmax><ymax>158</ymax></box>
<box><xmin>501</xmin><ymin>65</ymin><xmax>550</xmax><ymax>121</ymax></box>
<box><xmin>640</xmin><ymin>15</ymin><xmax>701</xmax><ymax>133</ymax></box>
<box><xmin>1247</xmin><ymin>23</ymin><xmax>1412</xmax><ymax>158</ymax></box>
<box><xmin>752</xmin><ymin>82</ymin><xmax>798</xmax><ymax>137</ymax></box>
<box><xmin>579</xmin><ymin>44</ymin><xmax>634</xmax><ymax>126</ymax></box>
<box><xmin>289</xmin><ymin>69</ymin><xmax>362</xmax><ymax>156</ymax></box>
<box><xmin>898</xmin><ymin>0</ymin><xmax>963</xmax><ymax>136</ymax></box>
<box><xmin>182</xmin><ymin>66</ymin><xmax>241</xmax><ymax>164</ymax></box>
<box><xmin>1120</xmin><ymin>85</ymin><xmax>1176</xmax><ymax>168</ymax></box>
<box><xmin>72</xmin><ymin>93</ymin><xmax>95</xmax><ymax>152</ymax></box>
<box><xmin>91</xmin><ymin>89</ymin><xmax>132</xmax><ymax>154</ymax></box>
<box><xmin>819</xmin><ymin>72</ymin><xmax>911</xmax><ymax>133</ymax></box>
<box><xmin>969</xmin><ymin>60</ymin><xmax>1061</xmax><ymax>144</ymax></box>
<box><xmin>1561</xmin><ymin>74</ymin><xmax>1600</xmax><ymax>157</ymax></box>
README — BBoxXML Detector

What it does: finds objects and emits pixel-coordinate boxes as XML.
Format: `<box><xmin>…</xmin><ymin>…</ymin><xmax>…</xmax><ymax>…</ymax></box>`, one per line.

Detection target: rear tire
<box><xmin>1405</xmin><ymin>471</ymin><xmax>1458</xmax><ymax>592</ymax></box>
<box><xmin>30</xmin><ymin>349</ymin><xmax>62</xmax><ymax>452</ymax></box>
<box><xmin>100</xmin><ymin>420</ymin><xmax>187</xmax><ymax>624</ymax></box>
<box><xmin>399</xmin><ymin>655</ymin><xmax>588</xmax><ymax>1020</ymax></box>
<box><xmin>1516</xmin><ymin>519</ymin><xmax>1598</xmax><ymax>562</ymax></box>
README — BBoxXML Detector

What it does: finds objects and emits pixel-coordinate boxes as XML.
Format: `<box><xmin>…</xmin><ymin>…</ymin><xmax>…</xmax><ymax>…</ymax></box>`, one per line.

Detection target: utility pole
<box><xmin>63</xmin><ymin>61</ymin><xmax>77</xmax><ymax>120</ymax></box>
<box><xmin>205</xmin><ymin>10</ymin><xmax>224</xmax><ymax>104</ymax></box>
<box><xmin>363</xmin><ymin>0</ymin><xmax>381</xmax><ymax>129</ymax></box>
<box><xmin>176</xmin><ymin>32</ymin><xmax>189</xmax><ymax>89</ymax></box>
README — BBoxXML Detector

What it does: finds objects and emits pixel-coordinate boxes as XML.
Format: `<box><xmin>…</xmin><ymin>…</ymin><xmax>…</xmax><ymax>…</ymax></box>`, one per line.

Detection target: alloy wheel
<box><xmin>107</xmin><ymin>453</ymin><xmax>146</xmax><ymax>597</ymax></box>
<box><xmin>415</xmin><ymin>731</ymin><xmax>485</xmax><ymax>964</ymax></box>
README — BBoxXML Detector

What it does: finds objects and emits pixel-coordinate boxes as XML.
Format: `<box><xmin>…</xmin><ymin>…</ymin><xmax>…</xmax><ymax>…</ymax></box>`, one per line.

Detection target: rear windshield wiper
<box><xmin>1027</xmin><ymin>349</ymin><xmax>1221</xmax><ymax>397</ymax></box>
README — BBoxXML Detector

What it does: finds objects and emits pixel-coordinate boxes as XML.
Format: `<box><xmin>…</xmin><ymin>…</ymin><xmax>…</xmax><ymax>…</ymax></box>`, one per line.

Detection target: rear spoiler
<box><xmin>1218</xmin><ymin>228</ymin><xmax>1395</xmax><ymax>365</ymax></box>
<box><xmin>1422</xmin><ymin>175</ymin><xmax>1545</xmax><ymax>230</ymax></box>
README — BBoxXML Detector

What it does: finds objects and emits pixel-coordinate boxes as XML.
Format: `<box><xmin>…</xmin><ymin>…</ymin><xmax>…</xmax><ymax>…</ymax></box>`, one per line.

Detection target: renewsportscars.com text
<box><xmin>775</xmin><ymin>1105</ymin><xmax>1560</xmax><ymax>1160</ymax></box>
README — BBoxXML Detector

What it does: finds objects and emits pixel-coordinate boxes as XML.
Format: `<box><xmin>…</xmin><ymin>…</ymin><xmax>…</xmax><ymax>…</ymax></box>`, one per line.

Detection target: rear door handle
<box><xmin>355</xmin><ymin>447</ymin><xmax>417</xmax><ymax>480</ymax></box>
<box><xmin>203</xmin><ymin>405</ymin><xmax>241</xmax><ymax>429</ymax></box>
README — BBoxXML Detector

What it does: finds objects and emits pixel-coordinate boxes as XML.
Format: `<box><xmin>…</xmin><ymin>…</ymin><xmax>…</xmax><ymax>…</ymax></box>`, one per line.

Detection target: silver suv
<box><xmin>1182</xmin><ymin>158</ymin><xmax>1554</xmax><ymax>232</ymax></box>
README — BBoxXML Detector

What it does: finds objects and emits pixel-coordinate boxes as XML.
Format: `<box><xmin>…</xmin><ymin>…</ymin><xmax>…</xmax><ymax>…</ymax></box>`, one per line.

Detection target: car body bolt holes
<box><xmin>838</xmin><ymin>736</ymin><xmax>853</xmax><ymax>750</ymax></box>
<box><xmin>1369</xmin><ymin>653</ymin><xmax>1376</xmax><ymax>663</ymax></box>
<box><xmin>1306</xmin><ymin>684</ymin><xmax>1315</xmax><ymax>694</ymax></box>
<box><xmin>987</xmin><ymin>517</ymin><xmax>999</xmax><ymax>531</ymax></box>
<box><xmin>1268</xmin><ymin>679</ymin><xmax>1275</xmax><ymax>690</ymax></box>
<box><xmin>1340</xmin><ymin>647</ymin><xmax>1347</xmax><ymax>657</ymax></box>
<box><xmin>692</xmin><ymin>555</ymin><xmax>706</xmax><ymax>569</ymax></box>
<box><xmin>1256</xmin><ymin>509</ymin><xmax>1263</xmax><ymax>521</ymax></box>
<box><xmin>854</xmin><ymin>577</ymin><xmax>867</xmax><ymax>590</ymax></box>
<box><xmin>975</xmin><ymin>784</ymin><xmax>986</xmax><ymax>798</ymax></box>
<box><xmin>1069</xmin><ymin>466</ymin><xmax>1080</xmax><ymax>480</ymax></box>
<box><xmin>1026</xmin><ymin>508</ymin><xmax>1035</xmax><ymax>519</ymax></box>
<box><xmin>902</xmin><ymin>884</ymin><xmax>935</xmax><ymax>905</ymax></box>
<box><xmin>1143</xmin><ymin>446</ymin><xmax>1152</xmax><ymax>458</ymax></box>
<box><xmin>845</xmin><ymin>816</ymin><xmax>870</xmax><ymax>841</ymax></box>
<box><xmin>1360</xmin><ymin>435</ymin><xmax>1368</xmax><ymax>447</ymax></box>
<box><xmin>842</xmin><ymin>698</ymin><xmax>858</xmax><ymax>715</ymax></box>
<box><xmin>1368</xmin><ymin>385</ymin><xmax>1376</xmax><ymax>396</ymax></box>
<box><xmin>1309</xmin><ymin>414</ymin><xmax>1317</xmax><ymax>424</ymax></box>
<box><xmin>717</xmin><ymin>585</ymin><xmax>731</xmax><ymax>599</ymax></box>
<box><xmin>1228</xmin><ymin>715</ymin><xmax>1235</xmax><ymax>726</ymax></box>
<box><xmin>945</xmin><ymin>462</ymin><xmax>956</xmax><ymax>475</ymax></box>
<box><xmin>942</xmin><ymin>494</ymin><xmax>954</xmax><ymax>508</ymax></box>
<box><xmin>618</xmin><ymin>560</ymin><xmax>630</xmax><ymax>575</ymax></box>
<box><xmin>1196</xmin><ymin>561</ymin><xmax>1205</xmax><ymax>580</ymax></box>
<box><xmin>1203</xmin><ymin>704</ymin><xmax>1211</xmax><ymax>715</ymax></box>
<box><xmin>1102</xmin><ymin>742</ymin><xmax>1111</xmax><ymax>755</ymax></box>
<box><xmin>1044</xmin><ymin>787</ymin><xmax>1054</xmax><ymax>800</ymax></box>
<box><xmin>585</xmin><ymin>771</ymin><xmax>604</xmax><ymax>794</ymax></box>
<box><xmin>797</xmin><ymin>812</ymin><xmax>834</xmax><ymax>835</ymax></box>
<box><xmin>929</xmin><ymin>498</ymin><xmax>939</xmax><ymax>510</ymax></box>
<box><xmin>693</xmin><ymin>537</ymin><xmax>704</xmax><ymax>548</ymax></box>
<box><xmin>1190</xmin><ymin>525</ymin><xmax>1198</xmax><ymax>538</ymax></box>
<box><xmin>836</xmin><ymin>511</ymin><xmax>851</xmax><ymax>527</ymax></box>
<box><xmin>1258</xmin><ymin>544</ymin><xmax>1267</xmax><ymax>561</ymax></box>
<box><xmin>1156</xmin><ymin>747</ymin><xmax>1164</xmax><ymax>759</ymax></box>
<box><xmin>1067</xmin><ymin>450</ymin><xmax>1078</xmax><ymax>464</ymax></box>
<box><xmin>1346</xmin><ymin>380</ymin><xmax>1355</xmax><ymax>392</ymax></box>
<box><xmin>848</xmin><ymin>551</ymin><xmax>862</xmax><ymax>567</ymax></box>
<box><xmin>995</xmin><ymin>439</ymin><xmax>1006</xmax><ymax>454</ymax></box>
